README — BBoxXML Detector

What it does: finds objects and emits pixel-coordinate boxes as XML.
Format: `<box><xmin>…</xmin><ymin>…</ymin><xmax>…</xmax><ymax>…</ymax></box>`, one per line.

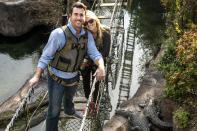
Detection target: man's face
<box><xmin>69</xmin><ymin>7</ymin><xmax>85</xmax><ymax>30</ymax></box>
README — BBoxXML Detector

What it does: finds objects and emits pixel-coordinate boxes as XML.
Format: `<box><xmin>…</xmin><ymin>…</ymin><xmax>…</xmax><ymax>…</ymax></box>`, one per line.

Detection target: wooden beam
<box><xmin>99</xmin><ymin>2</ymin><xmax>127</xmax><ymax>7</ymax></box>
<box><xmin>98</xmin><ymin>16</ymin><xmax>111</xmax><ymax>19</ymax></box>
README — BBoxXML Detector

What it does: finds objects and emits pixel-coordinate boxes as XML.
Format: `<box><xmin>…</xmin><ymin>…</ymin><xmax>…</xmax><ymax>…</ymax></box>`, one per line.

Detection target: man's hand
<box><xmin>29</xmin><ymin>76</ymin><xmax>40</xmax><ymax>87</ymax></box>
<box><xmin>28</xmin><ymin>67</ymin><xmax>43</xmax><ymax>88</ymax></box>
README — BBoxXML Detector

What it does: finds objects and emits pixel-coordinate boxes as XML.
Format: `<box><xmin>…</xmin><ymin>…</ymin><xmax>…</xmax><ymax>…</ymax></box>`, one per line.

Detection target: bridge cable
<box><xmin>109</xmin><ymin>0</ymin><xmax>118</xmax><ymax>29</ymax></box>
<box><xmin>25</xmin><ymin>91</ymin><xmax>48</xmax><ymax>131</ymax></box>
<box><xmin>5</xmin><ymin>86</ymin><xmax>35</xmax><ymax>131</ymax></box>
<box><xmin>79</xmin><ymin>77</ymin><xmax>97</xmax><ymax>131</ymax></box>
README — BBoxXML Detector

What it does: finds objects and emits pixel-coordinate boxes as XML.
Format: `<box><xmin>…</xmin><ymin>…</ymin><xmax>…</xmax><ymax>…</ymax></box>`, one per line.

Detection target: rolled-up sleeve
<box><xmin>37</xmin><ymin>28</ymin><xmax>65</xmax><ymax>69</ymax></box>
<box><xmin>87</xmin><ymin>31</ymin><xmax>103</xmax><ymax>62</ymax></box>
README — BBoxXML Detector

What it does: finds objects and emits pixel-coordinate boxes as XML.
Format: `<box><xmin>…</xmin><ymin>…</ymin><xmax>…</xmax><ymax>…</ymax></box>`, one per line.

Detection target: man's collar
<box><xmin>67</xmin><ymin>23</ymin><xmax>85</xmax><ymax>37</ymax></box>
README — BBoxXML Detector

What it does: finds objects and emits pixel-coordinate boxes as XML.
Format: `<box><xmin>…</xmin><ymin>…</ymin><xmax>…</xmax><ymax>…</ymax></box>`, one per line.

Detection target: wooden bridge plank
<box><xmin>99</xmin><ymin>2</ymin><xmax>127</xmax><ymax>7</ymax></box>
<box><xmin>98</xmin><ymin>16</ymin><xmax>111</xmax><ymax>19</ymax></box>
<box><xmin>74</xmin><ymin>97</ymin><xmax>87</xmax><ymax>103</ymax></box>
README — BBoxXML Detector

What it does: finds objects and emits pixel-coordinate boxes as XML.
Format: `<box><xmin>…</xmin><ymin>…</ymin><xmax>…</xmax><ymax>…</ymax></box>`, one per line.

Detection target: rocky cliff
<box><xmin>0</xmin><ymin>0</ymin><xmax>62</xmax><ymax>37</ymax></box>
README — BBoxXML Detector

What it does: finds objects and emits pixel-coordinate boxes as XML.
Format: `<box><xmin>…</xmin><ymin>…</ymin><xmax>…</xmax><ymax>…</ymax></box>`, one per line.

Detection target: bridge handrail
<box><xmin>79</xmin><ymin>77</ymin><xmax>97</xmax><ymax>131</ymax></box>
<box><xmin>5</xmin><ymin>86</ymin><xmax>34</xmax><ymax>131</ymax></box>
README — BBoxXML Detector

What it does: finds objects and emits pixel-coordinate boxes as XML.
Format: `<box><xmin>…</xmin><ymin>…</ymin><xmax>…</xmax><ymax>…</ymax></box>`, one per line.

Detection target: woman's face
<box><xmin>84</xmin><ymin>16</ymin><xmax>97</xmax><ymax>32</ymax></box>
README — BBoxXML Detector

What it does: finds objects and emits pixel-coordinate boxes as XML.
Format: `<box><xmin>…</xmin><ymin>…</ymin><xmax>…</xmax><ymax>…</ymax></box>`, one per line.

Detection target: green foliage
<box><xmin>161</xmin><ymin>0</ymin><xmax>197</xmax><ymax>30</ymax></box>
<box><xmin>157</xmin><ymin>44</ymin><xmax>177</xmax><ymax>75</ymax></box>
<box><xmin>157</xmin><ymin>0</ymin><xmax>197</xmax><ymax>107</ymax></box>
<box><xmin>156</xmin><ymin>0</ymin><xmax>197</xmax><ymax>129</ymax></box>
<box><xmin>157</xmin><ymin>25</ymin><xmax>197</xmax><ymax>107</ymax></box>
<box><xmin>156</xmin><ymin>37</ymin><xmax>182</xmax><ymax>101</ymax></box>
<box><xmin>173</xmin><ymin>107</ymin><xmax>189</xmax><ymax>128</ymax></box>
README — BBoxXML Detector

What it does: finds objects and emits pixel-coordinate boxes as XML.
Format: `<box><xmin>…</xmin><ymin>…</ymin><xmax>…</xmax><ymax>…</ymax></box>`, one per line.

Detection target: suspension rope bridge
<box><xmin>3</xmin><ymin>0</ymin><xmax>131</xmax><ymax>130</ymax></box>
<box><xmin>117</xmin><ymin>11</ymin><xmax>137</xmax><ymax>107</ymax></box>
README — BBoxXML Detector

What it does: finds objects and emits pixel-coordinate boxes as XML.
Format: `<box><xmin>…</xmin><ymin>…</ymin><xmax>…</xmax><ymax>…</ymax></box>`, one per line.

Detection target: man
<box><xmin>29</xmin><ymin>2</ymin><xmax>105</xmax><ymax>131</ymax></box>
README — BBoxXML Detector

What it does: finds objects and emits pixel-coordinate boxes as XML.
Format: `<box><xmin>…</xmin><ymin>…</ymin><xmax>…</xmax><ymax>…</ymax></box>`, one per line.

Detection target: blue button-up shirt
<box><xmin>37</xmin><ymin>23</ymin><xmax>102</xmax><ymax>79</ymax></box>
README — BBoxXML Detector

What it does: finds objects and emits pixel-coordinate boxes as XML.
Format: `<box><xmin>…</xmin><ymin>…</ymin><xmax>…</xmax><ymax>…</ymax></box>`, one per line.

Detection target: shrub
<box><xmin>157</xmin><ymin>24</ymin><xmax>197</xmax><ymax>106</ymax></box>
<box><xmin>173</xmin><ymin>107</ymin><xmax>189</xmax><ymax>128</ymax></box>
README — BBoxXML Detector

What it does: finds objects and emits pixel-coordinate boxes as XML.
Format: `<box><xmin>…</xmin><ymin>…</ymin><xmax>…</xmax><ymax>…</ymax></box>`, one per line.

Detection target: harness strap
<box><xmin>47</xmin><ymin>66</ymin><xmax>78</xmax><ymax>87</ymax></box>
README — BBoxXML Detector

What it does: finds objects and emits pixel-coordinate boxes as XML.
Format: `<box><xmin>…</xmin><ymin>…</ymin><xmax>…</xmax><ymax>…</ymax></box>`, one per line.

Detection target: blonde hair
<box><xmin>85</xmin><ymin>10</ymin><xmax>104</xmax><ymax>46</ymax></box>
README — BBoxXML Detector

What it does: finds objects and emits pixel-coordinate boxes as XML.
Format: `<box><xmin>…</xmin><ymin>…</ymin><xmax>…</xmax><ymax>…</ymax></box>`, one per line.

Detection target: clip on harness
<box><xmin>47</xmin><ymin>66</ymin><xmax>78</xmax><ymax>87</ymax></box>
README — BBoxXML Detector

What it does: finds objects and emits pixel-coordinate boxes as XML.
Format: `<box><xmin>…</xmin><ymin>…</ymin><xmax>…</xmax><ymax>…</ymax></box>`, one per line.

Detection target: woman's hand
<box><xmin>94</xmin><ymin>65</ymin><xmax>105</xmax><ymax>81</ymax></box>
<box><xmin>94</xmin><ymin>58</ymin><xmax>105</xmax><ymax>81</ymax></box>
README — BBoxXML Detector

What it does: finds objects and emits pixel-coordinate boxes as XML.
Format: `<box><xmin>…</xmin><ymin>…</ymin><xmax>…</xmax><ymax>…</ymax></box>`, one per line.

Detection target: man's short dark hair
<box><xmin>70</xmin><ymin>2</ymin><xmax>87</xmax><ymax>14</ymax></box>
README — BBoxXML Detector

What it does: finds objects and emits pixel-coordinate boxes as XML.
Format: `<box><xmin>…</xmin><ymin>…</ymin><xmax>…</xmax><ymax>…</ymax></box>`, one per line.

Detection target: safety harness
<box><xmin>48</xmin><ymin>25</ymin><xmax>88</xmax><ymax>87</ymax></box>
<box><xmin>47</xmin><ymin>66</ymin><xmax>78</xmax><ymax>87</ymax></box>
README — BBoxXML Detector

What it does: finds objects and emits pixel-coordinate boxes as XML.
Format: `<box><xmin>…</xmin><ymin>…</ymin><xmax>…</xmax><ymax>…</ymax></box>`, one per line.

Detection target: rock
<box><xmin>0</xmin><ymin>0</ymin><xmax>62</xmax><ymax>37</ymax></box>
<box><xmin>103</xmin><ymin>115</ymin><xmax>129</xmax><ymax>131</ymax></box>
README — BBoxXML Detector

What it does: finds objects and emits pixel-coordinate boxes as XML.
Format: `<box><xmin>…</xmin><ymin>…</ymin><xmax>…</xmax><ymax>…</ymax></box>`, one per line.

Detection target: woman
<box><xmin>81</xmin><ymin>10</ymin><xmax>111</xmax><ymax>104</ymax></box>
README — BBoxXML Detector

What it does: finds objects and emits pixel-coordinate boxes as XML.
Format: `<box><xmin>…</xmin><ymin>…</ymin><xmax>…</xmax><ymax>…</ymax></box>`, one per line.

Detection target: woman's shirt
<box><xmin>98</xmin><ymin>29</ymin><xmax>111</xmax><ymax>57</ymax></box>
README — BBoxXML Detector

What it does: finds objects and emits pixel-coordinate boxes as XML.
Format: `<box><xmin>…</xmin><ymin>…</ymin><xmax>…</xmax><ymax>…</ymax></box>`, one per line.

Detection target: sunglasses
<box><xmin>84</xmin><ymin>19</ymin><xmax>94</xmax><ymax>26</ymax></box>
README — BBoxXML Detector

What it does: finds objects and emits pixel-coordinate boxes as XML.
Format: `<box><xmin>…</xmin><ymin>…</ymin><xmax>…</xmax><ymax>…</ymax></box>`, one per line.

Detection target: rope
<box><xmin>109</xmin><ymin>0</ymin><xmax>119</xmax><ymax>29</ymax></box>
<box><xmin>91</xmin><ymin>0</ymin><xmax>98</xmax><ymax>10</ymax></box>
<box><xmin>25</xmin><ymin>91</ymin><xmax>48</xmax><ymax>131</ymax></box>
<box><xmin>96</xmin><ymin>81</ymin><xmax>105</xmax><ymax>111</ymax></box>
<box><xmin>79</xmin><ymin>77</ymin><xmax>97</xmax><ymax>131</ymax></box>
<box><xmin>5</xmin><ymin>86</ymin><xmax>34</xmax><ymax>131</ymax></box>
<box><xmin>93</xmin><ymin>80</ymin><xmax>105</xmax><ymax>116</ymax></box>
